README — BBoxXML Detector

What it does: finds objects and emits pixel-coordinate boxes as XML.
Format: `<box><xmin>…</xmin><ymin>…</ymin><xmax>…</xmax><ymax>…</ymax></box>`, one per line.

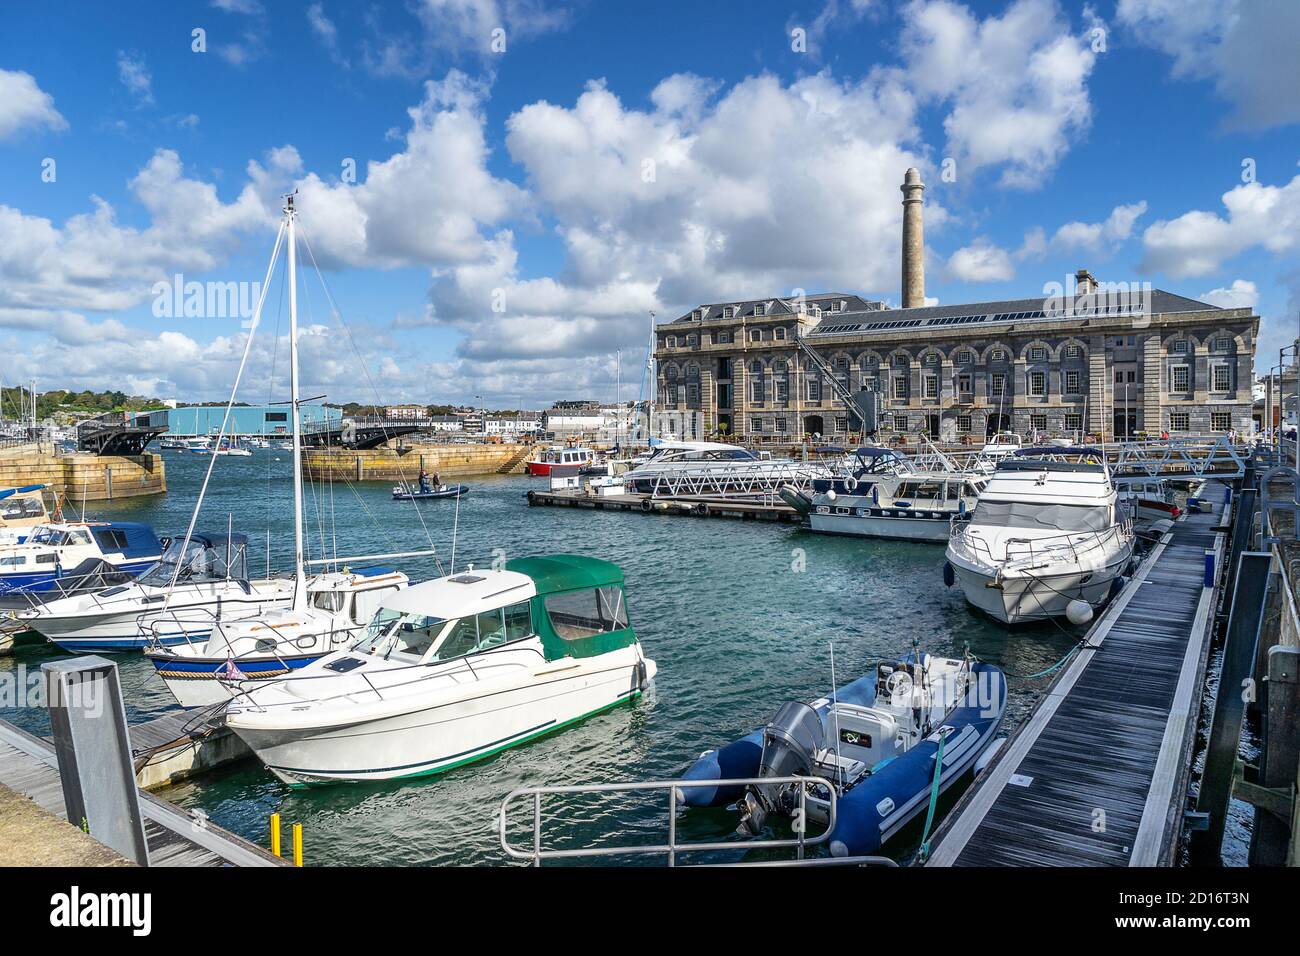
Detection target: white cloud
<box><xmin>0</xmin><ymin>147</ymin><xmax>295</xmax><ymax>314</ymax></box>
<box><xmin>211</xmin><ymin>0</ymin><xmax>262</xmax><ymax>14</ymax></box>
<box><xmin>1200</xmin><ymin>279</ymin><xmax>1258</xmax><ymax>311</ymax></box>
<box><xmin>1141</xmin><ymin>171</ymin><xmax>1300</xmax><ymax>278</ymax></box>
<box><xmin>1047</xmin><ymin>200</ymin><xmax>1148</xmax><ymax>252</ymax></box>
<box><xmin>307</xmin><ymin>3</ymin><xmax>341</xmax><ymax>58</ymax></box>
<box><xmin>365</xmin><ymin>0</ymin><xmax>570</xmax><ymax>75</ymax></box>
<box><xmin>1117</xmin><ymin>0</ymin><xmax>1300</xmax><ymax>130</ymax></box>
<box><xmin>0</xmin><ymin>69</ymin><xmax>67</xmax><ymax>139</ymax></box>
<box><xmin>116</xmin><ymin>51</ymin><xmax>154</xmax><ymax>106</ymax></box>
<box><xmin>293</xmin><ymin>71</ymin><xmax>525</xmax><ymax>269</ymax></box>
<box><xmin>947</xmin><ymin>238</ymin><xmax>1015</xmax><ymax>282</ymax></box>
<box><xmin>899</xmin><ymin>0</ymin><xmax>1097</xmax><ymax>188</ymax></box>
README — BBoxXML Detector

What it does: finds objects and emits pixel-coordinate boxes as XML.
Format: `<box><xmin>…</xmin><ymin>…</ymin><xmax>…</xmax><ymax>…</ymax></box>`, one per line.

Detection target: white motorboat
<box><xmin>19</xmin><ymin>532</ymin><xmax>296</xmax><ymax>651</ymax></box>
<box><xmin>944</xmin><ymin>446</ymin><xmax>1135</xmax><ymax>625</ymax></box>
<box><xmin>978</xmin><ymin>431</ymin><xmax>1023</xmax><ymax>465</ymax></box>
<box><xmin>1116</xmin><ymin>476</ymin><xmax>1181</xmax><ymax>531</ymax></box>
<box><xmin>783</xmin><ymin>446</ymin><xmax>988</xmax><ymax>542</ymax></box>
<box><xmin>225</xmin><ymin>554</ymin><xmax>656</xmax><ymax>785</ymax></box>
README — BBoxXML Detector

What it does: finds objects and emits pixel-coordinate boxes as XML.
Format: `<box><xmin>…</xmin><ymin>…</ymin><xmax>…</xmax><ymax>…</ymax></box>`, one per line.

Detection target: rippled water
<box><xmin>2</xmin><ymin>450</ymin><xmax>1088</xmax><ymax>865</ymax></box>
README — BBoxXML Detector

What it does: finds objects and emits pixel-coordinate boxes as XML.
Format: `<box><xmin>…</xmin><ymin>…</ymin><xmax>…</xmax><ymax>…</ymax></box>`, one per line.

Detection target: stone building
<box><xmin>654</xmin><ymin>171</ymin><xmax>1258</xmax><ymax>443</ymax></box>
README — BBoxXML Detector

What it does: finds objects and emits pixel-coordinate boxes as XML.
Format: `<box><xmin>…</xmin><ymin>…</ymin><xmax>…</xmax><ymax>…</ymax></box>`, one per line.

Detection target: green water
<box><xmin>1</xmin><ymin>450</ymin><xmax>1081</xmax><ymax>865</ymax></box>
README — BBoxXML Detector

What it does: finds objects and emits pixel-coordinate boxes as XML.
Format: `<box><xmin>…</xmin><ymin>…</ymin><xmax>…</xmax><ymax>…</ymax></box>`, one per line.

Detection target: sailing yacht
<box><xmin>146</xmin><ymin>195</ymin><xmax>420</xmax><ymax>706</ymax></box>
<box><xmin>944</xmin><ymin>446</ymin><xmax>1134</xmax><ymax>625</ymax></box>
<box><xmin>225</xmin><ymin>554</ymin><xmax>657</xmax><ymax>785</ymax></box>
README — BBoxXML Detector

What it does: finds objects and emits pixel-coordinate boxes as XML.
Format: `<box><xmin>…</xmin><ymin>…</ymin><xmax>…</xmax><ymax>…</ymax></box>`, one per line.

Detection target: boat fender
<box><xmin>829</xmin><ymin>840</ymin><xmax>849</xmax><ymax>858</ymax></box>
<box><xmin>526</xmin><ymin>490</ymin><xmax>536</xmax><ymax>504</ymax></box>
<box><xmin>942</xmin><ymin>562</ymin><xmax>955</xmax><ymax>588</ymax></box>
<box><xmin>695</xmin><ymin>503</ymin><xmax>709</xmax><ymax>517</ymax></box>
<box><xmin>633</xmin><ymin>660</ymin><xmax>649</xmax><ymax>691</ymax></box>
<box><xmin>640</xmin><ymin>498</ymin><xmax>652</xmax><ymax>512</ymax></box>
<box><xmin>1109</xmin><ymin>575</ymin><xmax>1129</xmax><ymax>601</ymax></box>
<box><xmin>1065</xmin><ymin>599</ymin><xmax>1094</xmax><ymax>626</ymax></box>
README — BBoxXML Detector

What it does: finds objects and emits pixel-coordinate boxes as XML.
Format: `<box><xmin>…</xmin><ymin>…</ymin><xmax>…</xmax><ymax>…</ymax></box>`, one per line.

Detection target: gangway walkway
<box><xmin>924</xmin><ymin>485</ymin><xmax>1229</xmax><ymax>866</ymax></box>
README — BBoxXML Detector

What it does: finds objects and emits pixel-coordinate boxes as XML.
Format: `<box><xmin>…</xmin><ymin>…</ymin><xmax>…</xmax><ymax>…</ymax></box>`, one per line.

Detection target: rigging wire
<box><xmin>296</xmin><ymin>226</ymin><xmax>441</xmax><ymax>561</ymax></box>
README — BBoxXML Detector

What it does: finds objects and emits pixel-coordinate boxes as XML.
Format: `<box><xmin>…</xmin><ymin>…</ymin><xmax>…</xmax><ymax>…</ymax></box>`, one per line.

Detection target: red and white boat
<box><xmin>526</xmin><ymin>446</ymin><xmax>595</xmax><ymax>477</ymax></box>
<box><xmin>1116</xmin><ymin>477</ymin><xmax>1181</xmax><ymax>530</ymax></box>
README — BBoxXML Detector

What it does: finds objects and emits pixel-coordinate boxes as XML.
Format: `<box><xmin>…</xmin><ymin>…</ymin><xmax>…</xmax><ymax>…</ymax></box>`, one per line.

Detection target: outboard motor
<box><xmin>738</xmin><ymin>700</ymin><xmax>823</xmax><ymax>836</ymax></box>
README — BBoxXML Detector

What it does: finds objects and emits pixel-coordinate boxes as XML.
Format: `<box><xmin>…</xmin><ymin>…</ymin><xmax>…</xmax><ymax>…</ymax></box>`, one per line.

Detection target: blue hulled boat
<box><xmin>681</xmin><ymin>653</ymin><xmax>1006</xmax><ymax>858</ymax></box>
<box><xmin>0</xmin><ymin>520</ymin><xmax>163</xmax><ymax>596</ymax></box>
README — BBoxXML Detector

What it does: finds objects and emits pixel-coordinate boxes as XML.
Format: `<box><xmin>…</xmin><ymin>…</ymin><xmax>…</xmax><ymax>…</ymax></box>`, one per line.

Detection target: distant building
<box><xmin>654</xmin><ymin>168</ymin><xmax>1258</xmax><ymax>443</ymax></box>
<box><xmin>426</xmin><ymin>415</ymin><xmax>464</xmax><ymax>433</ymax></box>
<box><xmin>385</xmin><ymin>404</ymin><xmax>428</xmax><ymax>420</ymax></box>
<box><xmin>485</xmin><ymin>416</ymin><xmax>542</xmax><ymax>438</ymax></box>
<box><xmin>164</xmin><ymin>403</ymin><xmax>341</xmax><ymax>437</ymax></box>
<box><xmin>545</xmin><ymin>407</ymin><xmax>604</xmax><ymax>439</ymax></box>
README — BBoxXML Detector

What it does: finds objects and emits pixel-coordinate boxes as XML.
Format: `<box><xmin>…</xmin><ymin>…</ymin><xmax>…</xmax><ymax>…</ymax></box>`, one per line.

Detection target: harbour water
<box><xmin>1</xmin><ymin>450</ymin><xmax>1085</xmax><ymax>865</ymax></box>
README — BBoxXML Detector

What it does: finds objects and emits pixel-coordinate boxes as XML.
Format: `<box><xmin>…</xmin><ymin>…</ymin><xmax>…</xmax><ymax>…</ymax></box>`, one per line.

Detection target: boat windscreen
<box><xmin>970</xmin><ymin>500</ymin><xmax>1112</xmax><ymax>533</ymax></box>
<box><xmin>138</xmin><ymin>536</ymin><xmax>249</xmax><ymax>585</ymax></box>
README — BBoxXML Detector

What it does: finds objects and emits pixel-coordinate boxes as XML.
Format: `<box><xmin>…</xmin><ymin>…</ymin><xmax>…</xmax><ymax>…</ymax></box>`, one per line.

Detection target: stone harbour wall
<box><xmin>0</xmin><ymin>447</ymin><xmax>166</xmax><ymax>502</ymax></box>
<box><xmin>302</xmin><ymin>442</ymin><xmax>538</xmax><ymax>482</ymax></box>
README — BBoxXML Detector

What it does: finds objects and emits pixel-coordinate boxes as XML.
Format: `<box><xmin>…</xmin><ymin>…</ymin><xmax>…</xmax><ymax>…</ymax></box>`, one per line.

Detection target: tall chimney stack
<box><xmin>901</xmin><ymin>167</ymin><xmax>925</xmax><ymax>309</ymax></box>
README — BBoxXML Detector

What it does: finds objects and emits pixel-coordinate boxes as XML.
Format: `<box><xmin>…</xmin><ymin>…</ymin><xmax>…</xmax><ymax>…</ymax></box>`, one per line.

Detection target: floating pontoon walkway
<box><xmin>0</xmin><ymin>717</ymin><xmax>285</xmax><ymax>866</ymax></box>
<box><xmin>925</xmin><ymin>488</ymin><xmax>1229</xmax><ymax>866</ymax></box>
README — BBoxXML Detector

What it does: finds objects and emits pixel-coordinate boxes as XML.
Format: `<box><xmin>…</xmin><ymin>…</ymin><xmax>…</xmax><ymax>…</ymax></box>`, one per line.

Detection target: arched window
<box><xmin>749</xmin><ymin>328</ymin><xmax>763</xmax><ymax>342</ymax></box>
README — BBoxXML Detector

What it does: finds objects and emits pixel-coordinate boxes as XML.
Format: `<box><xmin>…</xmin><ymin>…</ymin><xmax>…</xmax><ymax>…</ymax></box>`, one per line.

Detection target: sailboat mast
<box><xmin>286</xmin><ymin>194</ymin><xmax>307</xmax><ymax>610</ymax></box>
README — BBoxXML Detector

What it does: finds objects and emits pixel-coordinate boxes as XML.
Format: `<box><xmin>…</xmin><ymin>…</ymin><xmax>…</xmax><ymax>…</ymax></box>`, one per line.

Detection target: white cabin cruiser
<box><xmin>19</xmin><ymin>532</ymin><xmax>295</xmax><ymax>651</ymax></box>
<box><xmin>945</xmin><ymin>446</ymin><xmax>1135</xmax><ymax>625</ymax></box>
<box><xmin>225</xmin><ymin>555</ymin><xmax>656</xmax><ymax>785</ymax></box>
<box><xmin>0</xmin><ymin>484</ymin><xmax>55</xmax><ymax>546</ymax></box>
<box><xmin>978</xmin><ymin>432</ymin><xmax>1023</xmax><ymax>465</ymax></box>
<box><xmin>1116</xmin><ymin>477</ymin><xmax>1181</xmax><ymax>531</ymax></box>
<box><xmin>783</xmin><ymin>447</ymin><xmax>988</xmax><ymax>542</ymax></box>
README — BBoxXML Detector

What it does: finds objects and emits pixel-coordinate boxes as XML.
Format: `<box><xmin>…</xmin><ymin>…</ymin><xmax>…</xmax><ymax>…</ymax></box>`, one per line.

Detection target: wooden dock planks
<box><xmin>0</xmin><ymin>718</ymin><xmax>286</xmax><ymax>867</ymax></box>
<box><xmin>926</xmin><ymin>500</ymin><xmax>1226</xmax><ymax>867</ymax></box>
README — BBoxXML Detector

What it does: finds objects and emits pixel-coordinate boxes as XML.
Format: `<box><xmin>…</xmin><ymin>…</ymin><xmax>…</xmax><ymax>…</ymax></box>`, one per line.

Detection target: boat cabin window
<box><xmin>544</xmin><ymin>586</ymin><xmax>629</xmax><ymax>640</ymax></box>
<box><xmin>893</xmin><ymin>481</ymin><xmax>945</xmax><ymax>502</ymax></box>
<box><xmin>970</xmin><ymin>500</ymin><xmax>1112</xmax><ymax>533</ymax></box>
<box><xmin>310</xmin><ymin>591</ymin><xmax>348</xmax><ymax>613</ymax></box>
<box><xmin>139</xmin><ymin>537</ymin><xmax>248</xmax><ymax>585</ymax></box>
<box><xmin>355</xmin><ymin>610</ymin><xmax>445</xmax><ymax>661</ymax></box>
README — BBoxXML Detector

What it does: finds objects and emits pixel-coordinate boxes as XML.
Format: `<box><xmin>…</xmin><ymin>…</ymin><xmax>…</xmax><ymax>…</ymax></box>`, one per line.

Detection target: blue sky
<box><xmin>1</xmin><ymin>0</ymin><xmax>1297</xmax><ymax>407</ymax></box>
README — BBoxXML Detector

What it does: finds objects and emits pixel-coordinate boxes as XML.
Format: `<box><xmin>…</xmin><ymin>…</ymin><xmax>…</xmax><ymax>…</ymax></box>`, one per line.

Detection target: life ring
<box><xmin>640</xmin><ymin>498</ymin><xmax>653</xmax><ymax>512</ymax></box>
<box><xmin>843</xmin><ymin>476</ymin><xmax>858</xmax><ymax>493</ymax></box>
<box><xmin>695</xmin><ymin>502</ymin><xmax>710</xmax><ymax>517</ymax></box>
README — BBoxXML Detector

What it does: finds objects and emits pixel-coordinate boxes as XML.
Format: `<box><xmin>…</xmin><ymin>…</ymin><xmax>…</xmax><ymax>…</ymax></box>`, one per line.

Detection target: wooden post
<box><xmin>105</xmin><ymin>466</ymin><xmax>113</xmax><ymax>500</ymax></box>
<box><xmin>355</xmin><ymin>455</ymin><xmax>362</xmax><ymax>482</ymax></box>
<box><xmin>1250</xmin><ymin>645</ymin><xmax>1299</xmax><ymax>865</ymax></box>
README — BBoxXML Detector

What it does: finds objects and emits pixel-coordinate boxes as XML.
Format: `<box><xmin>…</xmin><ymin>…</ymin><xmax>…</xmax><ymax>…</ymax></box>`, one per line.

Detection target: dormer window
<box><xmin>722</xmin><ymin>306</ymin><xmax>735</xmax><ymax>319</ymax></box>
<box><xmin>754</xmin><ymin>303</ymin><xmax>766</xmax><ymax>317</ymax></box>
<box><xmin>839</xmin><ymin>300</ymin><xmax>848</xmax><ymax>312</ymax></box>
<box><xmin>692</xmin><ymin>310</ymin><xmax>703</xmax><ymax>321</ymax></box>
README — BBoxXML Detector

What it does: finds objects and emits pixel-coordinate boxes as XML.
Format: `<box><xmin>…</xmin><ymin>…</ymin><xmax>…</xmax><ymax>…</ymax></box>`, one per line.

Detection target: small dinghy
<box><xmin>392</xmin><ymin>483</ymin><xmax>468</xmax><ymax>500</ymax></box>
<box><xmin>681</xmin><ymin>651</ymin><xmax>1006</xmax><ymax>858</ymax></box>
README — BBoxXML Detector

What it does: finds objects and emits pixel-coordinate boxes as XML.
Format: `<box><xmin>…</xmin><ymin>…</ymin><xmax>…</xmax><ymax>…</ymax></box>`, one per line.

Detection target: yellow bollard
<box><xmin>292</xmin><ymin>823</ymin><xmax>303</xmax><ymax>867</ymax></box>
<box><xmin>270</xmin><ymin>813</ymin><xmax>281</xmax><ymax>857</ymax></box>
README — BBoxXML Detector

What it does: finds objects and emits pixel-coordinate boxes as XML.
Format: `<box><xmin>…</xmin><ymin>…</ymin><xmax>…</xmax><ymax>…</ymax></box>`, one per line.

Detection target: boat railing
<box><xmin>949</xmin><ymin>518</ymin><xmax>1133</xmax><ymax>571</ymax></box>
<box><xmin>498</xmin><ymin>776</ymin><xmax>898</xmax><ymax>867</ymax></box>
<box><xmin>139</xmin><ymin>604</ymin><xmax>226</xmax><ymax>647</ymax></box>
<box><xmin>222</xmin><ymin>642</ymin><xmax>547</xmax><ymax>711</ymax></box>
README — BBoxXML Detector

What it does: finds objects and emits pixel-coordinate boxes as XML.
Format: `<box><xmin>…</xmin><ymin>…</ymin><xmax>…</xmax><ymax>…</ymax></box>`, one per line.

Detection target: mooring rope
<box><xmin>915</xmin><ymin>727</ymin><xmax>947</xmax><ymax>863</ymax></box>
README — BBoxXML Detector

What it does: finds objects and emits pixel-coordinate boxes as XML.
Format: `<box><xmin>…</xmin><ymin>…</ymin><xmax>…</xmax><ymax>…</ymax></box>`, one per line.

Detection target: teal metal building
<box><xmin>163</xmin><ymin>404</ymin><xmax>341</xmax><ymax>437</ymax></box>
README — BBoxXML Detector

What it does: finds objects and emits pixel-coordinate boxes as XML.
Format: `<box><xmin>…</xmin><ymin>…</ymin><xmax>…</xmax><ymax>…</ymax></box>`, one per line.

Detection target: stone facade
<box><xmin>655</xmin><ymin>290</ymin><xmax>1258</xmax><ymax>443</ymax></box>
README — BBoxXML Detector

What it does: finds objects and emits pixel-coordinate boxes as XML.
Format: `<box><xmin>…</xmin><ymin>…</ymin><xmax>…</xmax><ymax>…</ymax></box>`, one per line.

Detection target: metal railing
<box><xmin>499</xmin><ymin>775</ymin><xmax>854</xmax><ymax>866</ymax></box>
<box><xmin>948</xmin><ymin>518</ymin><xmax>1133</xmax><ymax>573</ymax></box>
